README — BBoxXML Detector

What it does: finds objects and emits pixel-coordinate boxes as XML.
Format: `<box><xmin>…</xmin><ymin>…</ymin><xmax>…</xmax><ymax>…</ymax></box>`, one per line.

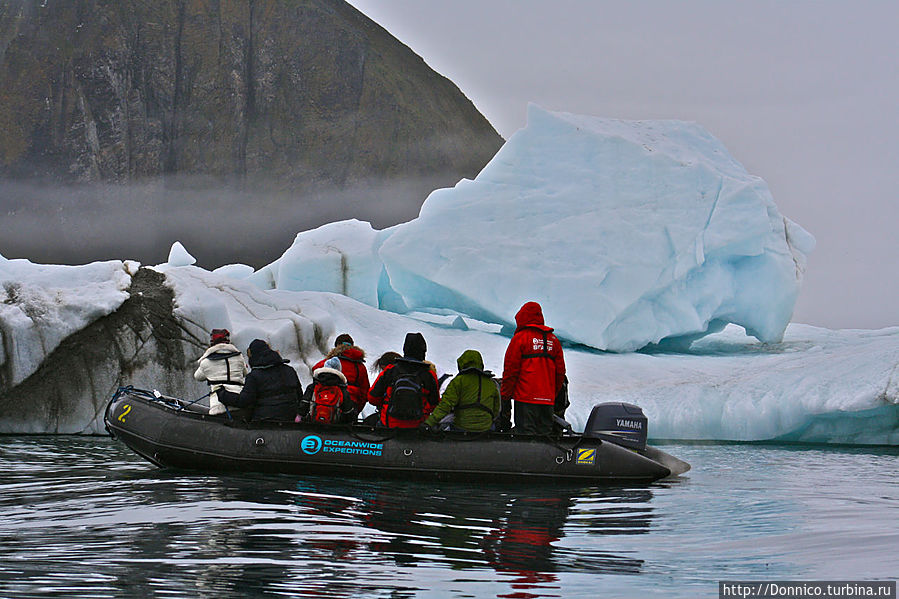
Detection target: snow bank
<box><xmin>295</xmin><ymin>292</ymin><xmax>899</xmax><ymax>445</ymax></box>
<box><xmin>1</xmin><ymin>257</ymin><xmax>896</xmax><ymax>444</ymax></box>
<box><xmin>0</xmin><ymin>258</ymin><xmax>135</xmax><ymax>387</ymax></box>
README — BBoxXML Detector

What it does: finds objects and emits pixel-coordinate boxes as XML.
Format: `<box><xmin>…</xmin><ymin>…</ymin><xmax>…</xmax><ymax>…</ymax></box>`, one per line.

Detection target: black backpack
<box><xmin>387</xmin><ymin>371</ymin><xmax>425</xmax><ymax>421</ymax></box>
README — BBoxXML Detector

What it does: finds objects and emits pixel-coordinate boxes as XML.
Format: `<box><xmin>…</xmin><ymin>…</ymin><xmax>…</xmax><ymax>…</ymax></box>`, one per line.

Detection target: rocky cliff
<box><xmin>0</xmin><ymin>0</ymin><xmax>504</xmax><ymax>266</ymax></box>
<box><xmin>0</xmin><ymin>268</ymin><xmax>197</xmax><ymax>433</ymax></box>
<box><xmin>0</xmin><ymin>265</ymin><xmax>333</xmax><ymax>435</ymax></box>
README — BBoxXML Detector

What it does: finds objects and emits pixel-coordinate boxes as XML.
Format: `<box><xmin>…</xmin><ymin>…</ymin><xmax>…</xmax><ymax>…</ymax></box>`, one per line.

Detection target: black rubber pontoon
<box><xmin>104</xmin><ymin>387</ymin><xmax>689</xmax><ymax>483</ymax></box>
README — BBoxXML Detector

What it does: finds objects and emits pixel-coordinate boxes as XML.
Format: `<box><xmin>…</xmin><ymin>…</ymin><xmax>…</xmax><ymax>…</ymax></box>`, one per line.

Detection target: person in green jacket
<box><xmin>421</xmin><ymin>349</ymin><xmax>500</xmax><ymax>432</ymax></box>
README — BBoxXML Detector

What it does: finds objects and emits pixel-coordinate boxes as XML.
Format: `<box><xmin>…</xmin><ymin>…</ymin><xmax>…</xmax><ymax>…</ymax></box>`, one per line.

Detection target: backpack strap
<box><xmin>521</xmin><ymin>330</ymin><xmax>553</xmax><ymax>360</ymax></box>
<box><xmin>207</xmin><ymin>351</ymin><xmax>241</xmax><ymax>361</ymax></box>
<box><xmin>454</xmin><ymin>372</ymin><xmax>496</xmax><ymax>418</ymax></box>
<box><xmin>385</xmin><ymin>367</ymin><xmax>425</xmax><ymax>427</ymax></box>
<box><xmin>205</xmin><ymin>352</ymin><xmax>243</xmax><ymax>386</ymax></box>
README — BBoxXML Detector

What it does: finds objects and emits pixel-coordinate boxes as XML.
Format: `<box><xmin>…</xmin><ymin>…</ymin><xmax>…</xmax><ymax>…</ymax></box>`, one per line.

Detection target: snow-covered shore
<box><xmin>2</xmin><ymin>259</ymin><xmax>896</xmax><ymax>443</ymax></box>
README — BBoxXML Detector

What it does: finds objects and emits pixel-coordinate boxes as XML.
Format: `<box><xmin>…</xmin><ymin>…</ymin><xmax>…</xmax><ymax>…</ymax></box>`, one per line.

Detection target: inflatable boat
<box><xmin>104</xmin><ymin>386</ymin><xmax>690</xmax><ymax>483</ymax></box>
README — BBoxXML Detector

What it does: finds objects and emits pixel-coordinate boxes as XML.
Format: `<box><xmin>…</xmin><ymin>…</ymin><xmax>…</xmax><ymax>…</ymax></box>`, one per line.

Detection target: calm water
<box><xmin>0</xmin><ymin>437</ymin><xmax>896</xmax><ymax>598</ymax></box>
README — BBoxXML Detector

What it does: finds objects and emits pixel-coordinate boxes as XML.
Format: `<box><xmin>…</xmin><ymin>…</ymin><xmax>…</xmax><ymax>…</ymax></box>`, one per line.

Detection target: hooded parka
<box><xmin>222</xmin><ymin>339</ymin><xmax>303</xmax><ymax>421</ymax></box>
<box><xmin>500</xmin><ymin>302</ymin><xmax>566</xmax><ymax>406</ymax></box>
<box><xmin>311</xmin><ymin>344</ymin><xmax>369</xmax><ymax>412</ymax></box>
<box><xmin>423</xmin><ymin>349</ymin><xmax>500</xmax><ymax>432</ymax></box>
<box><xmin>193</xmin><ymin>342</ymin><xmax>248</xmax><ymax>415</ymax></box>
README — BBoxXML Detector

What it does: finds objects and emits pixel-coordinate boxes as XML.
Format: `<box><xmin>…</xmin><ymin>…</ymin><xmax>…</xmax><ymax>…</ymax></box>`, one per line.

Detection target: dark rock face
<box><xmin>0</xmin><ymin>266</ymin><xmax>333</xmax><ymax>434</ymax></box>
<box><xmin>0</xmin><ymin>0</ymin><xmax>504</xmax><ymax>266</ymax></box>
<box><xmin>0</xmin><ymin>268</ymin><xmax>202</xmax><ymax>434</ymax></box>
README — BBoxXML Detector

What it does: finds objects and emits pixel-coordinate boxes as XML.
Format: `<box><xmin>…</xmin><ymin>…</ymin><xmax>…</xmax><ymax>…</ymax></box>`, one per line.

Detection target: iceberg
<box><xmin>378</xmin><ymin>105</ymin><xmax>815</xmax><ymax>351</ymax></box>
<box><xmin>212</xmin><ymin>264</ymin><xmax>255</xmax><ymax>280</ymax></box>
<box><xmin>265</xmin><ymin>106</ymin><xmax>815</xmax><ymax>352</ymax></box>
<box><xmin>3</xmin><ymin>107</ymin><xmax>893</xmax><ymax>444</ymax></box>
<box><xmin>249</xmin><ymin>219</ymin><xmax>388</xmax><ymax>307</ymax></box>
<box><xmin>167</xmin><ymin>241</ymin><xmax>196</xmax><ymax>267</ymax></box>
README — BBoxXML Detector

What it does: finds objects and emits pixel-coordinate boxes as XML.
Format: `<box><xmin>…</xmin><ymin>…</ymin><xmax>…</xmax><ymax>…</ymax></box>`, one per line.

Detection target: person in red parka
<box><xmin>500</xmin><ymin>301</ymin><xmax>566</xmax><ymax>435</ymax></box>
<box><xmin>310</xmin><ymin>333</ymin><xmax>370</xmax><ymax>415</ymax></box>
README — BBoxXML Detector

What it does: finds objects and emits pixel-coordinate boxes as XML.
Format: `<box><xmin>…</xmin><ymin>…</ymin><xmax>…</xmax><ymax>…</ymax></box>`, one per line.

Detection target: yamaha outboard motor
<box><xmin>583</xmin><ymin>402</ymin><xmax>648</xmax><ymax>451</ymax></box>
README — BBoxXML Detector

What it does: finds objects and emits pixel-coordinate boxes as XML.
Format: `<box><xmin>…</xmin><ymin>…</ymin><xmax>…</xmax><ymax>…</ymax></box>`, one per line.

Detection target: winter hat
<box><xmin>324</xmin><ymin>357</ymin><xmax>342</xmax><ymax>371</ymax></box>
<box><xmin>334</xmin><ymin>333</ymin><xmax>354</xmax><ymax>347</ymax></box>
<box><xmin>210</xmin><ymin>328</ymin><xmax>230</xmax><ymax>344</ymax></box>
<box><xmin>403</xmin><ymin>332</ymin><xmax>427</xmax><ymax>361</ymax></box>
<box><xmin>247</xmin><ymin>339</ymin><xmax>269</xmax><ymax>358</ymax></box>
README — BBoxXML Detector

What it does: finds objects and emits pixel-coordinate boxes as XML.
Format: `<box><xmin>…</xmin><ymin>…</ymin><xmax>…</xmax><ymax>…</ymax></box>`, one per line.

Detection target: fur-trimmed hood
<box><xmin>312</xmin><ymin>366</ymin><xmax>347</xmax><ymax>384</ymax></box>
<box><xmin>325</xmin><ymin>344</ymin><xmax>365</xmax><ymax>361</ymax></box>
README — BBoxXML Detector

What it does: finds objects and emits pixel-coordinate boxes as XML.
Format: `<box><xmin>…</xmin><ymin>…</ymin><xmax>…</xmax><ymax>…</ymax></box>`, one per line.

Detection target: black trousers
<box><xmin>513</xmin><ymin>401</ymin><xmax>554</xmax><ymax>436</ymax></box>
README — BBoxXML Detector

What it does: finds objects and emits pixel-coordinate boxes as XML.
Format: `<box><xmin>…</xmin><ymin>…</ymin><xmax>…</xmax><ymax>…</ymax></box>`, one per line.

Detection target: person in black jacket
<box><xmin>221</xmin><ymin>339</ymin><xmax>303</xmax><ymax>422</ymax></box>
<box><xmin>367</xmin><ymin>332</ymin><xmax>439</xmax><ymax>428</ymax></box>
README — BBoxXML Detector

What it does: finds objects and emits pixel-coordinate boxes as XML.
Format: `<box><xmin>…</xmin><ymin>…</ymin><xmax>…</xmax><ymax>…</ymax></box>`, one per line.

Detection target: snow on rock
<box><xmin>155</xmin><ymin>264</ymin><xmax>336</xmax><ymax>380</ymax></box>
<box><xmin>167</xmin><ymin>241</ymin><xmax>196</xmax><ymax>267</ymax></box>
<box><xmin>0</xmin><ymin>258</ymin><xmax>134</xmax><ymax>389</ymax></box>
<box><xmin>377</xmin><ymin>105</ymin><xmax>815</xmax><ymax>351</ymax></box>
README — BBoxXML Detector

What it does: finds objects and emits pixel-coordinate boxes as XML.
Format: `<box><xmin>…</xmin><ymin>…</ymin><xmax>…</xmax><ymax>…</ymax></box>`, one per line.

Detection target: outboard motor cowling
<box><xmin>583</xmin><ymin>402</ymin><xmax>648</xmax><ymax>451</ymax></box>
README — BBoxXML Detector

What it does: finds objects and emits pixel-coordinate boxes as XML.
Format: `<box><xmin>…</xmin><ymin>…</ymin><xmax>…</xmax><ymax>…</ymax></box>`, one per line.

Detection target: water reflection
<box><xmin>291</xmin><ymin>478</ymin><xmax>651</xmax><ymax>583</ymax></box>
<box><xmin>0</xmin><ymin>437</ymin><xmax>657</xmax><ymax>598</ymax></box>
<box><xmin>174</xmin><ymin>475</ymin><xmax>656</xmax><ymax>597</ymax></box>
<box><xmin>3</xmin><ymin>437</ymin><xmax>898</xmax><ymax>598</ymax></box>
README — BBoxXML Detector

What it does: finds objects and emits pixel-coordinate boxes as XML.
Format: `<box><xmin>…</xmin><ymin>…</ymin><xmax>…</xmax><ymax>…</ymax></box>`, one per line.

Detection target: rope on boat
<box><xmin>110</xmin><ymin>386</ymin><xmax>210</xmax><ymax>413</ymax></box>
<box><xmin>182</xmin><ymin>391</ymin><xmax>211</xmax><ymax>408</ymax></box>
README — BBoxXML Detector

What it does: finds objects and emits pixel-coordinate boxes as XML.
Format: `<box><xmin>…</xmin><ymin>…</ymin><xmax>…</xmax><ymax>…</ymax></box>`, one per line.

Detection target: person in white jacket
<box><xmin>193</xmin><ymin>328</ymin><xmax>249</xmax><ymax>415</ymax></box>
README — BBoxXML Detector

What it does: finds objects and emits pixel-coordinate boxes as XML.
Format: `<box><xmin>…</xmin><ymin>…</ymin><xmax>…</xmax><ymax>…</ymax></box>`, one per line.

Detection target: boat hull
<box><xmin>104</xmin><ymin>389</ymin><xmax>673</xmax><ymax>483</ymax></box>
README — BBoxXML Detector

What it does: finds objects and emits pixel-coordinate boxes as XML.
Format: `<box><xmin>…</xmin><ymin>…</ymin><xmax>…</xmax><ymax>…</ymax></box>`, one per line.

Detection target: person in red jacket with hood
<box><xmin>310</xmin><ymin>333</ymin><xmax>370</xmax><ymax>414</ymax></box>
<box><xmin>500</xmin><ymin>301</ymin><xmax>566</xmax><ymax>435</ymax></box>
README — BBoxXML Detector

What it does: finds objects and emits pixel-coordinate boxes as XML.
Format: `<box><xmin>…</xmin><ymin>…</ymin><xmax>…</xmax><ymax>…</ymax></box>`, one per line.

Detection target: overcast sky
<box><xmin>345</xmin><ymin>0</ymin><xmax>898</xmax><ymax>329</ymax></box>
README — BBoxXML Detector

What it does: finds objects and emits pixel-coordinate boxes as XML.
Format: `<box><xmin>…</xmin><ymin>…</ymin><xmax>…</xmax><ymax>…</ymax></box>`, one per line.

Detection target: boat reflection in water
<box><xmin>186</xmin><ymin>474</ymin><xmax>657</xmax><ymax>597</ymax></box>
